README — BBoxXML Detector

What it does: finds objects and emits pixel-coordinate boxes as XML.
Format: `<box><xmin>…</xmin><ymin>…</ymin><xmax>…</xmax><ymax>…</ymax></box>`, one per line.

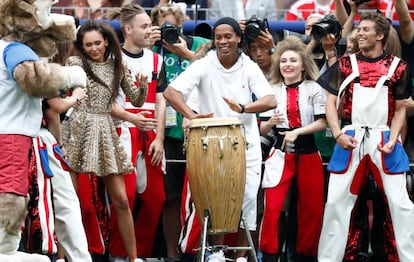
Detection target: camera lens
<box><xmin>160</xmin><ymin>22</ymin><xmax>180</xmax><ymax>44</ymax></box>
<box><xmin>245</xmin><ymin>23</ymin><xmax>261</xmax><ymax>40</ymax></box>
<box><xmin>311</xmin><ymin>23</ymin><xmax>330</xmax><ymax>40</ymax></box>
<box><xmin>163</xmin><ymin>28</ymin><xmax>179</xmax><ymax>44</ymax></box>
<box><xmin>311</xmin><ymin>14</ymin><xmax>341</xmax><ymax>41</ymax></box>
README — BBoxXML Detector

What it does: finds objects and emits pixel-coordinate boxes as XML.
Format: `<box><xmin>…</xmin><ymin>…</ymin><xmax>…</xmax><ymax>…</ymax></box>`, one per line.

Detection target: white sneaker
<box><xmin>207</xmin><ymin>250</ymin><xmax>225</xmax><ymax>262</ymax></box>
<box><xmin>133</xmin><ymin>258</ymin><xmax>146</xmax><ymax>262</ymax></box>
<box><xmin>235</xmin><ymin>257</ymin><xmax>247</xmax><ymax>262</ymax></box>
<box><xmin>15</xmin><ymin>251</ymin><xmax>50</xmax><ymax>262</ymax></box>
<box><xmin>111</xmin><ymin>257</ymin><xmax>127</xmax><ymax>262</ymax></box>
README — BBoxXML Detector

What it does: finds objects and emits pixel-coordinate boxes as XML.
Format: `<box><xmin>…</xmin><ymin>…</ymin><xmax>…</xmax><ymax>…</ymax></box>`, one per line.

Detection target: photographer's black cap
<box><xmin>213</xmin><ymin>17</ymin><xmax>242</xmax><ymax>38</ymax></box>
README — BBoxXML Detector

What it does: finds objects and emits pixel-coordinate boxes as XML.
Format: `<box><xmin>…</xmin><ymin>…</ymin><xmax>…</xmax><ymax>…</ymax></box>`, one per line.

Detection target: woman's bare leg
<box><xmin>102</xmin><ymin>175</ymin><xmax>137</xmax><ymax>262</ymax></box>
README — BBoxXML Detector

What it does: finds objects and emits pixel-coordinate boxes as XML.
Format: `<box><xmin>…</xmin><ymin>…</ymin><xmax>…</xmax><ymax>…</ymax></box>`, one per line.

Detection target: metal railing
<box><xmin>51</xmin><ymin>6</ymin><xmax>293</xmax><ymax>20</ymax></box>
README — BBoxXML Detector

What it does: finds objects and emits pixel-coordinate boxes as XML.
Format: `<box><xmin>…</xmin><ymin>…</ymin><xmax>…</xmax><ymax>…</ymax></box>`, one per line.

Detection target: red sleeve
<box><xmin>285</xmin><ymin>11</ymin><xmax>299</xmax><ymax>20</ymax></box>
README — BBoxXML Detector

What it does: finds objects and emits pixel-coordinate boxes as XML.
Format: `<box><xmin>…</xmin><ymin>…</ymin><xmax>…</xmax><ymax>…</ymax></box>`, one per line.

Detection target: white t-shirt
<box><xmin>169</xmin><ymin>50</ymin><xmax>274</xmax><ymax>167</ymax></box>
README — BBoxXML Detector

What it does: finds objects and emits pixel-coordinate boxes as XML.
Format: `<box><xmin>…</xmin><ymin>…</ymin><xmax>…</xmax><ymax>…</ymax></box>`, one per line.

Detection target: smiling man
<box><xmin>163</xmin><ymin>17</ymin><xmax>276</xmax><ymax>262</ymax></box>
<box><xmin>317</xmin><ymin>11</ymin><xmax>414</xmax><ymax>262</ymax></box>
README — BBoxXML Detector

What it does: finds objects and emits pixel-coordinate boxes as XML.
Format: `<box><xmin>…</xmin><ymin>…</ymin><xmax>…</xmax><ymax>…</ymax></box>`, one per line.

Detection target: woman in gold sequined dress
<box><xmin>62</xmin><ymin>20</ymin><xmax>147</xmax><ymax>262</ymax></box>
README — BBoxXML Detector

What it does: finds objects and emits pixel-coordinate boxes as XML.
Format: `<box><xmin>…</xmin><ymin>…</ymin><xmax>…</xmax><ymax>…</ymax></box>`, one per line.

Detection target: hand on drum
<box><xmin>188</xmin><ymin>112</ymin><xmax>214</xmax><ymax>120</ymax></box>
<box><xmin>183</xmin><ymin>114</ymin><xmax>213</xmax><ymax>137</ymax></box>
<box><xmin>182</xmin><ymin>117</ymin><xmax>191</xmax><ymax>137</ymax></box>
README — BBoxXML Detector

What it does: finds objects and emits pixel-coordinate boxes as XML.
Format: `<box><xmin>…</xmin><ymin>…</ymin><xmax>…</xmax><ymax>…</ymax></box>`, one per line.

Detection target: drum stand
<box><xmin>197</xmin><ymin>210</ymin><xmax>258</xmax><ymax>262</ymax></box>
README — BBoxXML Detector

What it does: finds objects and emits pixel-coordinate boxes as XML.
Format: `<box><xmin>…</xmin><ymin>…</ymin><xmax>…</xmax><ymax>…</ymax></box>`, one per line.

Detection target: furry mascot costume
<box><xmin>0</xmin><ymin>0</ymin><xmax>87</xmax><ymax>261</ymax></box>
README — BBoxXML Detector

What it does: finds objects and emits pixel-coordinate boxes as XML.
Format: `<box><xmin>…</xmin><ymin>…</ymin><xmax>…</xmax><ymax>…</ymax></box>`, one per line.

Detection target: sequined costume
<box><xmin>317</xmin><ymin>52</ymin><xmax>414</xmax><ymax>262</ymax></box>
<box><xmin>62</xmin><ymin>56</ymin><xmax>147</xmax><ymax>176</ymax></box>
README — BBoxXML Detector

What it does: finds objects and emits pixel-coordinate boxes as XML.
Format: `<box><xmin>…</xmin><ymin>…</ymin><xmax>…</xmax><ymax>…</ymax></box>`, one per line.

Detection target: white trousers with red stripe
<box><xmin>36</xmin><ymin>128</ymin><xmax>91</xmax><ymax>261</ymax></box>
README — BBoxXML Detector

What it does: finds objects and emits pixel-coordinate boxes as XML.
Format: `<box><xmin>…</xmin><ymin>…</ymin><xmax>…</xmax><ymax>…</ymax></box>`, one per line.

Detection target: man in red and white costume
<box><xmin>110</xmin><ymin>3</ymin><xmax>167</xmax><ymax>260</ymax></box>
<box><xmin>317</xmin><ymin>12</ymin><xmax>414</xmax><ymax>261</ymax></box>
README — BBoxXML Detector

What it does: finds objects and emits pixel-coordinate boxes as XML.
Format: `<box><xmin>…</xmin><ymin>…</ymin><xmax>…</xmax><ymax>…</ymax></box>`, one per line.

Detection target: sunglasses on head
<box><xmin>159</xmin><ymin>4</ymin><xmax>181</xmax><ymax>13</ymax></box>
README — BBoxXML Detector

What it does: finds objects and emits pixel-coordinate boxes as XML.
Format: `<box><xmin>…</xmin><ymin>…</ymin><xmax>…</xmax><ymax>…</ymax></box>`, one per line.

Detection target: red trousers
<box><xmin>259</xmin><ymin>152</ymin><xmax>325</xmax><ymax>256</ymax></box>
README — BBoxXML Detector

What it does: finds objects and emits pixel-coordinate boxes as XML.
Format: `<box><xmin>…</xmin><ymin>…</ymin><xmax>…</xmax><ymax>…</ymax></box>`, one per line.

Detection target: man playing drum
<box><xmin>163</xmin><ymin>17</ymin><xmax>276</xmax><ymax>262</ymax></box>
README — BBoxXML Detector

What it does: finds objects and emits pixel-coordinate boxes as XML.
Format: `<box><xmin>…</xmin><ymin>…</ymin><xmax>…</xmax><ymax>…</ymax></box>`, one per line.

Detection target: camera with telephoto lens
<box><xmin>159</xmin><ymin>21</ymin><xmax>180</xmax><ymax>44</ymax></box>
<box><xmin>244</xmin><ymin>15</ymin><xmax>269</xmax><ymax>40</ymax></box>
<box><xmin>311</xmin><ymin>14</ymin><xmax>342</xmax><ymax>41</ymax></box>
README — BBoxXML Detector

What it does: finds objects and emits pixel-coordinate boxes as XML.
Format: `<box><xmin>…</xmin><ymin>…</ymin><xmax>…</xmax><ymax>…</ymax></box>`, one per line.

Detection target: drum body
<box><xmin>186</xmin><ymin>117</ymin><xmax>246</xmax><ymax>234</ymax></box>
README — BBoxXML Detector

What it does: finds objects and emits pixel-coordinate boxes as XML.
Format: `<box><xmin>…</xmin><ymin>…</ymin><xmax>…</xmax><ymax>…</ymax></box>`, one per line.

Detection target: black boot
<box><xmin>262</xmin><ymin>252</ymin><xmax>278</xmax><ymax>262</ymax></box>
<box><xmin>297</xmin><ymin>254</ymin><xmax>317</xmax><ymax>262</ymax></box>
<box><xmin>180</xmin><ymin>253</ymin><xmax>196</xmax><ymax>262</ymax></box>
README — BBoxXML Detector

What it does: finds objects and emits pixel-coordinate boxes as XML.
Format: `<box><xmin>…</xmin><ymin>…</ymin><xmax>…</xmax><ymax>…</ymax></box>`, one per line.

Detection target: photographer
<box><xmin>149</xmin><ymin>3</ymin><xmax>211</xmax><ymax>260</ymax></box>
<box><xmin>306</xmin><ymin>14</ymin><xmax>343</xmax><ymax>71</ymax></box>
<box><xmin>241</xmin><ymin>16</ymin><xmax>276</xmax><ymax>80</ymax></box>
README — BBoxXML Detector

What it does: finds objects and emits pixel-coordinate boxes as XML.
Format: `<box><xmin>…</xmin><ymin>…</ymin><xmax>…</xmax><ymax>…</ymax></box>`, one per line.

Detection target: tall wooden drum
<box><xmin>186</xmin><ymin>117</ymin><xmax>246</xmax><ymax>234</ymax></box>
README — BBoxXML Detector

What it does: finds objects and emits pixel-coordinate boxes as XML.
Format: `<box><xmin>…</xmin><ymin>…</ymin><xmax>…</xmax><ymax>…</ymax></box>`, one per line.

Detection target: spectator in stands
<box><xmin>285</xmin><ymin>0</ymin><xmax>336</xmax><ymax>21</ymax></box>
<box><xmin>242</xmin><ymin>23</ymin><xmax>276</xmax><ymax>80</ymax></box>
<box><xmin>137</xmin><ymin>0</ymin><xmax>209</xmax><ymax>19</ymax></box>
<box><xmin>208</xmin><ymin>0</ymin><xmax>278</xmax><ymax>21</ymax></box>
<box><xmin>337</xmin><ymin>0</ymin><xmax>414</xmax><ymax>21</ymax></box>
<box><xmin>395</xmin><ymin>0</ymin><xmax>414</xmax><ymax>77</ymax></box>
<box><xmin>363</xmin><ymin>0</ymin><xmax>414</xmax><ymax>20</ymax></box>
<box><xmin>71</xmin><ymin>0</ymin><xmax>131</xmax><ymax>19</ymax></box>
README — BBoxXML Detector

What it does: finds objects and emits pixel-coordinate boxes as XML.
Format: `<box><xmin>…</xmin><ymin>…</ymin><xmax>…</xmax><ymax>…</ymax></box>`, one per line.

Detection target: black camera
<box><xmin>159</xmin><ymin>21</ymin><xmax>180</xmax><ymax>44</ymax></box>
<box><xmin>244</xmin><ymin>15</ymin><xmax>269</xmax><ymax>40</ymax></box>
<box><xmin>311</xmin><ymin>14</ymin><xmax>342</xmax><ymax>41</ymax></box>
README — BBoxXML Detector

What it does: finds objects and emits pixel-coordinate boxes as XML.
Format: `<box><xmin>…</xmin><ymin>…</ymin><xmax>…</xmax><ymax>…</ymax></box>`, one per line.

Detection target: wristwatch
<box><xmin>239</xmin><ymin>103</ymin><xmax>245</xmax><ymax>113</ymax></box>
<box><xmin>268</xmin><ymin>47</ymin><xmax>276</xmax><ymax>55</ymax></box>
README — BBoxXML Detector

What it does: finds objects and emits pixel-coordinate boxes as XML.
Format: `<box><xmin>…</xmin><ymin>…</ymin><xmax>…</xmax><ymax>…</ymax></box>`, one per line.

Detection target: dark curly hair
<box><xmin>74</xmin><ymin>19</ymin><xmax>123</xmax><ymax>100</ymax></box>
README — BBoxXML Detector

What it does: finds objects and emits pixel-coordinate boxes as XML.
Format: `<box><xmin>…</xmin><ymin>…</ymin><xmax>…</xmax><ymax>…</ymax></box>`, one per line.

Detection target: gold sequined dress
<box><xmin>62</xmin><ymin>56</ymin><xmax>147</xmax><ymax>176</ymax></box>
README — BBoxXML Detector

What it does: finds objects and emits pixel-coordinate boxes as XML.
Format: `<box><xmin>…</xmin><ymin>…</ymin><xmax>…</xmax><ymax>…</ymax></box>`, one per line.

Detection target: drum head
<box><xmin>189</xmin><ymin>117</ymin><xmax>241</xmax><ymax>128</ymax></box>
